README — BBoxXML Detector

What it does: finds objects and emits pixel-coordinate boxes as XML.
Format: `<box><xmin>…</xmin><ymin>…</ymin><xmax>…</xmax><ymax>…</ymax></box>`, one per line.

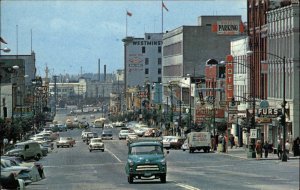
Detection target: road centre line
<box><xmin>176</xmin><ymin>183</ymin><xmax>201</xmax><ymax>190</ymax></box>
<box><xmin>106</xmin><ymin>148</ymin><xmax>122</xmax><ymax>162</ymax></box>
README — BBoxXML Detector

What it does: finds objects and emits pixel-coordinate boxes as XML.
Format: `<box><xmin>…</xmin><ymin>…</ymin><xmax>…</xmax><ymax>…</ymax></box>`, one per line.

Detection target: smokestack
<box><xmin>98</xmin><ymin>59</ymin><xmax>100</xmax><ymax>81</ymax></box>
<box><xmin>104</xmin><ymin>64</ymin><xmax>106</xmax><ymax>82</ymax></box>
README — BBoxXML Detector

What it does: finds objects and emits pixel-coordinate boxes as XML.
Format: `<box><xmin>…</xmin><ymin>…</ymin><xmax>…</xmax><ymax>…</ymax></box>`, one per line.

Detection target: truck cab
<box><xmin>125</xmin><ymin>137</ymin><xmax>168</xmax><ymax>183</ymax></box>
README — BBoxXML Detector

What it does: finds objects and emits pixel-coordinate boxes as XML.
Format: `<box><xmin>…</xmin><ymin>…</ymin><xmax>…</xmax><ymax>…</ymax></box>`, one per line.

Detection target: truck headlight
<box><xmin>128</xmin><ymin>159</ymin><xmax>134</xmax><ymax>167</ymax></box>
<box><xmin>160</xmin><ymin>159</ymin><xmax>166</xmax><ymax>165</ymax></box>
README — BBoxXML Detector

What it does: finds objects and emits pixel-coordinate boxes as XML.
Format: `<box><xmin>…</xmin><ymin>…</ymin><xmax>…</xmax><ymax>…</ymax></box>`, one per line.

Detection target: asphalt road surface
<box><xmin>27</xmin><ymin>112</ymin><xmax>299</xmax><ymax>190</ymax></box>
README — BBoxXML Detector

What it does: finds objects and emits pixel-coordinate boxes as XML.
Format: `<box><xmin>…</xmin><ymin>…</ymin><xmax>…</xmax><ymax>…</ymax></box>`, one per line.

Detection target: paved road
<box><xmin>26</xmin><ymin>113</ymin><xmax>299</xmax><ymax>190</ymax></box>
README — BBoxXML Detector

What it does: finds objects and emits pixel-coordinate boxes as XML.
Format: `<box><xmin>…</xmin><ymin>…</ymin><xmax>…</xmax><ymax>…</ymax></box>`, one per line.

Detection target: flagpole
<box><xmin>126</xmin><ymin>12</ymin><xmax>128</xmax><ymax>37</ymax></box>
<box><xmin>161</xmin><ymin>0</ymin><xmax>163</xmax><ymax>33</ymax></box>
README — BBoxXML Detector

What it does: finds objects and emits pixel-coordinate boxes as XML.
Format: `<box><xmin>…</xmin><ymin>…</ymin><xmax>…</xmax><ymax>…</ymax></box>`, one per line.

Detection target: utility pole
<box><xmin>53</xmin><ymin>75</ymin><xmax>58</xmax><ymax>116</ymax></box>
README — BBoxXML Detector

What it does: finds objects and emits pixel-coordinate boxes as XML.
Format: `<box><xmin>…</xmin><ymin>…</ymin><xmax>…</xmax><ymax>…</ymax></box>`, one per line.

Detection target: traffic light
<box><xmin>279</xmin><ymin>114</ymin><xmax>285</xmax><ymax>126</ymax></box>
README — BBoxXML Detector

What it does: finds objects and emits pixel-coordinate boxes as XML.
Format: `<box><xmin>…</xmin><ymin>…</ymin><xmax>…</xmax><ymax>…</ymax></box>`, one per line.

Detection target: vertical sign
<box><xmin>226</xmin><ymin>55</ymin><xmax>234</xmax><ymax>101</ymax></box>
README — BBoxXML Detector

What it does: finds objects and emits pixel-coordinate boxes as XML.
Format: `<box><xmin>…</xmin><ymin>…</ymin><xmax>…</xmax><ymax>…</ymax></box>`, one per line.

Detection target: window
<box><xmin>145</xmin><ymin>68</ymin><xmax>149</xmax><ymax>74</ymax></box>
<box><xmin>158</xmin><ymin>68</ymin><xmax>161</xmax><ymax>74</ymax></box>
<box><xmin>158</xmin><ymin>46</ymin><xmax>161</xmax><ymax>53</ymax></box>
<box><xmin>158</xmin><ymin>77</ymin><xmax>161</xmax><ymax>83</ymax></box>
<box><xmin>145</xmin><ymin>58</ymin><xmax>149</xmax><ymax>65</ymax></box>
<box><xmin>158</xmin><ymin>58</ymin><xmax>161</xmax><ymax>65</ymax></box>
<box><xmin>142</xmin><ymin>46</ymin><xmax>145</xmax><ymax>53</ymax></box>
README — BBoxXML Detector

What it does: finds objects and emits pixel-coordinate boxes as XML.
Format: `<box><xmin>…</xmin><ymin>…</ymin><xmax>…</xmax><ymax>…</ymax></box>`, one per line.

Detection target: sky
<box><xmin>1</xmin><ymin>0</ymin><xmax>247</xmax><ymax>77</ymax></box>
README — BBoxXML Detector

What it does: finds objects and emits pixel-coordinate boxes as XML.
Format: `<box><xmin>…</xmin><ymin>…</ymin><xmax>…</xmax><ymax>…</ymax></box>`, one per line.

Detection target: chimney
<box><xmin>98</xmin><ymin>59</ymin><xmax>100</xmax><ymax>81</ymax></box>
<box><xmin>104</xmin><ymin>64</ymin><xmax>107</xmax><ymax>82</ymax></box>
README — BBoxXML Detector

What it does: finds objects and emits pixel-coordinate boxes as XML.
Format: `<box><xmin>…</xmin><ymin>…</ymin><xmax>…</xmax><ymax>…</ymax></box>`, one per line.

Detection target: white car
<box><xmin>88</xmin><ymin>138</ymin><xmax>104</xmax><ymax>152</ymax></box>
<box><xmin>181</xmin><ymin>139</ymin><xmax>189</xmax><ymax>151</ymax></box>
<box><xmin>118</xmin><ymin>130</ymin><xmax>130</xmax><ymax>140</ymax></box>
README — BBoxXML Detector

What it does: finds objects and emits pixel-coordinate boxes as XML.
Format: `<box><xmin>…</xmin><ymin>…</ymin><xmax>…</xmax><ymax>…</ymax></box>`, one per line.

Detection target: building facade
<box><xmin>162</xmin><ymin>15</ymin><xmax>245</xmax><ymax>125</ymax></box>
<box><xmin>123</xmin><ymin>33</ymin><xmax>163</xmax><ymax>88</ymax></box>
<box><xmin>267</xmin><ymin>2</ymin><xmax>300</xmax><ymax>141</ymax></box>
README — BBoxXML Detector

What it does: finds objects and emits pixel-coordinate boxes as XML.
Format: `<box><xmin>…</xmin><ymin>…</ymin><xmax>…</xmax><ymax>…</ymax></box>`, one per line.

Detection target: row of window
<box><xmin>142</xmin><ymin>46</ymin><xmax>162</xmax><ymax>54</ymax></box>
<box><xmin>145</xmin><ymin>68</ymin><xmax>162</xmax><ymax>75</ymax></box>
<box><xmin>145</xmin><ymin>58</ymin><xmax>161</xmax><ymax>65</ymax></box>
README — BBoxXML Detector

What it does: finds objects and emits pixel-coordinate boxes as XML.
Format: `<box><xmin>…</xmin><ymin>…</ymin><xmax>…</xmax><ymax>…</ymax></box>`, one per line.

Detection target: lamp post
<box><xmin>247</xmin><ymin>50</ymin><xmax>287</xmax><ymax>162</ymax></box>
<box><xmin>186</xmin><ymin>74</ymin><xmax>192</xmax><ymax>130</ymax></box>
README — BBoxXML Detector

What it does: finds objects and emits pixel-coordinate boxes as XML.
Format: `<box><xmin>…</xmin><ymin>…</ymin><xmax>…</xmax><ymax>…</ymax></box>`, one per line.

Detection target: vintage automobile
<box><xmin>5</xmin><ymin>141</ymin><xmax>43</xmax><ymax>161</ymax></box>
<box><xmin>86</xmin><ymin>133</ymin><xmax>98</xmax><ymax>144</ymax></box>
<box><xmin>88</xmin><ymin>138</ymin><xmax>104</xmax><ymax>152</ymax></box>
<box><xmin>163</xmin><ymin>136</ymin><xmax>185</xmax><ymax>150</ymax></box>
<box><xmin>101</xmin><ymin>130</ymin><xmax>113</xmax><ymax>140</ymax></box>
<box><xmin>119</xmin><ymin>130</ymin><xmax>130</xmax><ymax>140</ymax></box>
<box><xmin>125</xmin><ymin>137</ymin><xmax>168</xmax><ymax>184</ymax></box>
<box><xmin>56</xmin><ymin>137</ymin><xmax>75</xmax><ymax>148</ymax></box>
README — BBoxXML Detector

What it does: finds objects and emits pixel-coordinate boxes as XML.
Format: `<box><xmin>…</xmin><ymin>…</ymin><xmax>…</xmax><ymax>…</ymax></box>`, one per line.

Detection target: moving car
<box><xmin>125</xmin><ymin>137</ymin><xmax>168</xmax><ymax>183</ymax></box>
<box><xmin>119</xmin><ymin>130</ymin><xmax>130</xmax><ymax>140</ymax></box>
<box><xmin>88</xmin><ymin>138</ymin><xmax>104</xmax><ymax>152</ymax></box>
<box><xmin>162</xmin><ymin>136</ymin><xmax>185</xmax><ymax>150</ymax></box>
<box><xmin>5</xmin><ymin>141</ymin><xmax>43</xmax><ymax>161</ymax></box>
<box><xmin>101</xmin><ymin>130</ymin><xmax>113</xmax><ymax>140</ymax></box>
<box><xmin>85</xmin><ymin>133</ymin><xmax>98</xmax><ymax>144</ymax></box>
<box><xmin>56</xmin><ymin>137</ymin><xmax>76</xmax><ymax>148</ymax></box>
<box><xmin>82</xmin><ymin>132</ymin><xmax>93</xmax><ymax>142</ymax></box>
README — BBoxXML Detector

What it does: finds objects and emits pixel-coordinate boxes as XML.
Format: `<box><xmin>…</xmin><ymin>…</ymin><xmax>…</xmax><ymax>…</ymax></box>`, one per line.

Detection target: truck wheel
<box><xmin>160</xmin><ymin>174</ymin><xmax>166</xmax><ymax>183</ymax></box>
<box><xmin>57</xmin><ymin>145</ymin><xmax>59</xmax><ymax>148</ymax></box>
<box><xmin>128</xmin><ymin>175</ymin><xmax>133</xmax><ymax>183</ymax></box>
<box><xmin>89</xmin><ymin>149</ymin><xmax>92</xmax><ymax>152</ymax></box>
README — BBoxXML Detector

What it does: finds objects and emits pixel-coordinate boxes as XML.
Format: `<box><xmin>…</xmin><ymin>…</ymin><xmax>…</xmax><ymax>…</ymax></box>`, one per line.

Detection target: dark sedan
<box><xmin>101</xmin><ymin>130</ymin><xmax>113</xmax><ymax>140</ymax></box>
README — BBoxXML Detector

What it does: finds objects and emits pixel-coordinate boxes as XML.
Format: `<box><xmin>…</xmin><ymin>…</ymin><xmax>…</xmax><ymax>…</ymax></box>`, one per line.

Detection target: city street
<box><xmin>26</xmin><ymin>114</ymin><xmax>299</xmax><ymax>190</ymax></box>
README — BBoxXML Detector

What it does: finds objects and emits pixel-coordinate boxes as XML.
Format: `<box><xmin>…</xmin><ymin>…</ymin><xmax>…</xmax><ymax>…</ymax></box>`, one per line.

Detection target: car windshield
<box><xmin>130</xmin><ymin>145</ymin><xmax>163</xmax><ymax>155</ymax></box>
<box><xmin>92</xmin><ymin>139</ymin><xmax>102</xmax><ymax>143</ymax></box>
<box><xmin>60</xmin><ymin>137</ymin><xmax>68</xmax><ymax>140</ymax></box>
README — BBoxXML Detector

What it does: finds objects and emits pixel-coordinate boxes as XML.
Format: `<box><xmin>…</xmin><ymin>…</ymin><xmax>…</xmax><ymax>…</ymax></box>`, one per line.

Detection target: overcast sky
<box><xmin>1</xmin><ymin>0</ymin><xmax>247</xmax><ymax>77</ymax></box>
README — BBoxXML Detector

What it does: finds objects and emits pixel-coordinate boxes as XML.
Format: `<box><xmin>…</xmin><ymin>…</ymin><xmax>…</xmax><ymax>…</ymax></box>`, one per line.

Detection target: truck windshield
<box><xmin>130</xmin><ymin>145</ymin><xmax>163</xmax><ymax>155</ymax></box>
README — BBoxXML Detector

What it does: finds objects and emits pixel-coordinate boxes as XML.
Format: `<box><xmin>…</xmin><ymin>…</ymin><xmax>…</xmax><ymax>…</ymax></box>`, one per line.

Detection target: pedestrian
<box><xmin>285</xmin><ymin>140</ymin><xmax>291</xmax><ymax>159</ymax></box>
<box><xmin>277</xmin><ymin>140</ymin><xmax>283</xmax><ymax>160</ymax></box>
<box><xmin>263</xmin><ymin>141</ymin><xmax>269</xmax><ymax>158</ymax></box>
<box><xmin>292</xmin><ymin>137</ymin><xmax>300</xmax><ymax>156</ymax></box>
<box><xmin>229</xmin><ymin>135</ymin><xmax>235</xmax><ymax>149</ymax></box>
<box><xmin>255</xmin><ymin>140</ymin><xmax>262</xmax><ymax>160</ymax></box>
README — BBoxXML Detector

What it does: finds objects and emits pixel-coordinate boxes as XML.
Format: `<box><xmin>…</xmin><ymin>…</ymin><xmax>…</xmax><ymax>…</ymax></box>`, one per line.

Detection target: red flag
<box><xmin>0</xmin><ymin>37</ymin><xmax>7</xmax><ymax>44</ymax></box>
<box><xmin>162</xmin><ymin>2</ymin><xmax>169</xmax><ymax>11</ymax></box>
<box><xmin>127</xmin><ymin>11</ymin><xmax>132</xmax><ymax>16</ymax></box>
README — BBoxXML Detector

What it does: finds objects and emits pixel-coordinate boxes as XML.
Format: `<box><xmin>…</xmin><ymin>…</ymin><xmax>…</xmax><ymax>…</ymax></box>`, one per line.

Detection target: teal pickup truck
<box><xmin>125</xmin><ymin>137</ymin><xmax>168</xmax><ymax>183</ymax></box>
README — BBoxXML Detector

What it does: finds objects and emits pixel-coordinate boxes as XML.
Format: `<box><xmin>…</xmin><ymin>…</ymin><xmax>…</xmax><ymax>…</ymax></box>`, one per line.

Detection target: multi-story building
<box><xmin>123</xmin><ymin>33</ymin><xmax>163</xmax><ymax>87</ymax></box>
<box><xmin>247</xmin><ymin>0</ymin><xmax>299</xmax><ymax>143</ymax></box>
<box><xmin>267</xmin><ymin>2</ymin><xmax>300</xmax><ymax>141</ymax></box>
<box><xmin>0</xmin><ymin>52</ymin><xmax>36</xmax><ymax>119</ymax></box>
<box><xmin>162</xmin><ymin>15</ymin><xmax>246</xmax><ymax>125</ymax></box>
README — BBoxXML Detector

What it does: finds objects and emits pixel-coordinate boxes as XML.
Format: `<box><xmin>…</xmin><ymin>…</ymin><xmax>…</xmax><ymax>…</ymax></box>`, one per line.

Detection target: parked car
<box><xmin>56</xmin><ymin>137</ymin><xmax>76</xmax><ymax>148</ymax></box>
<box><xmin>1</xmin><ymin>159</ymin><xmax>33</xmax><ymax>186</ymax></box>
<box><xmin>0</xmin><ymin>173</ymin><xmax>25</xmax><ymax>189</ymax></box>
<box><xmin>101</xmin><ymin>130</ymin><xmax>113</xmax><ymax>140</ymax></box>
<box><xmin>5</xmin><ymin>141</ymin><xmax>43</xmax><ymax>161</ymax></box>
<box><xmin>88</xmin><ymin>138</ymin><xmax>105</xmax><ymax>152</ymax></box>
<box><xmin>39</xmin><ymin>144</ymin><xmax>48</xmax><ymax>156</ymax></box>
<box><xmin>1</xmin><ymin>156</ymin><xmax>45</xmax><ymax>182</ymax></box>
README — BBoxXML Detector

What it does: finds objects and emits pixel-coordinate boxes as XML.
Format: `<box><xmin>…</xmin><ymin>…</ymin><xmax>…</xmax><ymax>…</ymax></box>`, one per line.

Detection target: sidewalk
<box><xmin>216</xmin><ymin>146</ymin><xmax>300</xmax><ymax>160</ymax></box>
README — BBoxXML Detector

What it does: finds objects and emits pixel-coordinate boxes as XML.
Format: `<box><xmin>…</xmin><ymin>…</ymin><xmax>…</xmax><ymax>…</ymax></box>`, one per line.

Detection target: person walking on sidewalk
<box><xmin>292</xmin><ymin>137</ymin><xmax>300</xmax><ymax>156</ymax></box>
<box><xmin>277</xmin><ymin>140</ymin><xmax>283</xmax><ymax>160</ymax></box>
<box><xmin>263</xmin><ymin>141</ymin><xmax>269</xmax><ymax>158</ymax></box>
<box><xmin>285</xmin><ymin>140</ymin><xmax>291</xmax><ymax>159</ymax></box>
<box><xmin>255</xmin><ymin>140</ymin><xmax>262</xmax><ymax>160</ymax></box>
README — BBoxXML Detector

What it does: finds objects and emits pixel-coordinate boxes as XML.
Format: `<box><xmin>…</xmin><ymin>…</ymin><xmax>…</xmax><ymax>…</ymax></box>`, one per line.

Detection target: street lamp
<box><xmin>247</xmin><ymin>50</ymin><xmax>287</xmax><ymax>162</ymax></box>
<box><xmin>0</xmin><ymin>47</ymin><xmax>11</xmax><ymax>53</ymax></box>
<box><xmin>186</xmin><ymin>74</ymin><xmax>192</xmax><ymax>130</ymax></box>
